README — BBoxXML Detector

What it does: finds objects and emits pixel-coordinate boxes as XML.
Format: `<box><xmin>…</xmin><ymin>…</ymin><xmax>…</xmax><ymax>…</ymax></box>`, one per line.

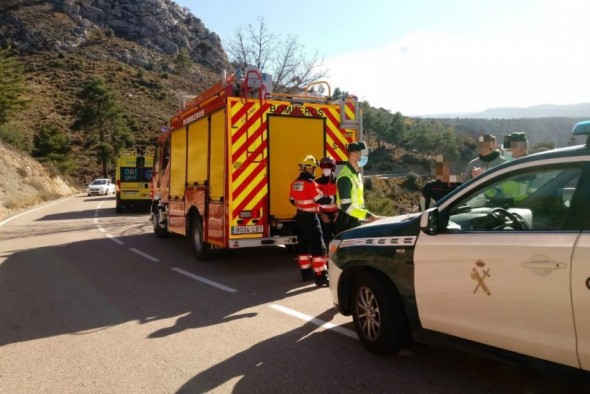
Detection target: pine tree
<box><xmin>0</xmin><ymin>47</ymin><xmax>29</xmax><ymax>127</ymax></box>
<box><xmin>72</xmin><ymin>77</ymin><xmax>133</xmax><ymax>177</ymax></box>
<box><xmin>32</xmin><ymin>124</ymin><xmax>76</xmax><ymax>174</ymax></box>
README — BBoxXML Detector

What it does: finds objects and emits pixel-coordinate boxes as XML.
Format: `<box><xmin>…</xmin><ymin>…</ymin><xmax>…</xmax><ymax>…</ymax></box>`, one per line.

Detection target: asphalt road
<box><xmin>1</xmin><ymin>195</ymin><xmax>589</xmax><ymax>393</ymax></box>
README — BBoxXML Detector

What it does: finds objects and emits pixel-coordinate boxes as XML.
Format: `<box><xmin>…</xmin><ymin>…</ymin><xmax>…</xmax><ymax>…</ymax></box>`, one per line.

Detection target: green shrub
<box><xmin>403</xmin><ymin>171</ymin><xmax>423</xmax><ymax>192</ymax></box>
<box><xmin>366</xmin><ymin>195</ymin><xmax>396</xmax><ymax>216</ymax></box>
<box><xmin>0</xmin><ymin>124</ymin><xmax>31</xmax><ymax>152</ymax></box>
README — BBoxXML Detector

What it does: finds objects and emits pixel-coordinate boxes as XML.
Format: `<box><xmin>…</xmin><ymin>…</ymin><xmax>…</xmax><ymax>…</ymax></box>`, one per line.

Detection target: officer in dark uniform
<box><xmin>421</xmin><ymin>156</ymin><xmax>462</xmax><ymax>210</ymax></box>
<box><xmin>289</xmin><ymin>155</ymin><xmax>334</xmax><ymax>286</ymax></box>
<box><xmin>316</xmin><ymin>157</ymin><xmax>339</xmax><ymax>247</ymax></box>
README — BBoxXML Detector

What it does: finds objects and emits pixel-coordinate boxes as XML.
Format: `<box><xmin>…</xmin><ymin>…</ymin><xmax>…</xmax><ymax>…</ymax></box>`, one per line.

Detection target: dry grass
<box><xmin>0</xmin><ymin>143</ymin><xmax>79</xmax><ymax>219</ymax></box>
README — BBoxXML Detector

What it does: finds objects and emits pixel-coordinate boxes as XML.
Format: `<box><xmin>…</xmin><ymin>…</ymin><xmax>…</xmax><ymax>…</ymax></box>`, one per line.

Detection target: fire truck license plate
<box><xmin>231</xmin><ymin>225</ymin><xmax>264</xmax><ymax>235</ymax></box>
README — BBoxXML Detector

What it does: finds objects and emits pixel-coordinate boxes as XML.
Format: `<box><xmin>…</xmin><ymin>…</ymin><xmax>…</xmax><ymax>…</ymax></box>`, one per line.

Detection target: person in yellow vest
<box><xmin>497</xmin><ymin>132</ymin><xmax>530</xmax><ymax>203</ymax></box>
<box><xmin>335</xmin><ymin>142</ymin><xmax>379</xmax><ymax>234</ymax></box>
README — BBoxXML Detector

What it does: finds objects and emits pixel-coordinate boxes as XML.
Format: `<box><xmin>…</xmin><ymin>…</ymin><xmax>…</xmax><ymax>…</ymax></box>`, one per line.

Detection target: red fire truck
<box><xmin>150</xmin><ymin>66</ymin><xmax>362</xmax><ymax>260</ymax></box>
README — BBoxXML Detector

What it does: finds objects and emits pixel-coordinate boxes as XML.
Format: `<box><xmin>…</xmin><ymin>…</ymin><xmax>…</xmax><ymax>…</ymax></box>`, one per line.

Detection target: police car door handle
<box><xmin>521</xmin><ymin>261</ymin><xmax>567</xmax><ymax>269</ymax></box>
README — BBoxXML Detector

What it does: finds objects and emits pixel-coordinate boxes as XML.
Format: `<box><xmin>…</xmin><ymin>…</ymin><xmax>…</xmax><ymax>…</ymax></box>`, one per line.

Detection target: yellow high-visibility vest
<box><xmin>336</xmin><ymin>164</ymin><xmax>368</xmax><ymax>220</ymax></box>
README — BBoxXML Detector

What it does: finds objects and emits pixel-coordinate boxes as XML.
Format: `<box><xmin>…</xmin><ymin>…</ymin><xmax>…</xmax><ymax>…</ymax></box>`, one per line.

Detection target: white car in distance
<box><xmin>86</xmin><ymin>178</ymin><xmax>115</xmax><ymax>196</ymax></box>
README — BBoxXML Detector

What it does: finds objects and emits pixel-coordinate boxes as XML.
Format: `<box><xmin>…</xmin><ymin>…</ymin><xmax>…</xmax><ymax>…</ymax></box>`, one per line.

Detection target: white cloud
<box><xmin>324</xmin><ymin>2</ymin><xmax>590</xmax><ymax>116</ymax></box>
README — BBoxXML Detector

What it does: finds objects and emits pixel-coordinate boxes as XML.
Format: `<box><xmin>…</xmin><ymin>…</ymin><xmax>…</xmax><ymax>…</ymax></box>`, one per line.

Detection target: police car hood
<box><xmin>337</xmin><ymin>212</ymin><xmax>421</xmax><ymax>240</ymax></box>
<box><xmin>364</xmin><ymin>212</ymin><xmax>421</xmax><ymax>227</ymax></box>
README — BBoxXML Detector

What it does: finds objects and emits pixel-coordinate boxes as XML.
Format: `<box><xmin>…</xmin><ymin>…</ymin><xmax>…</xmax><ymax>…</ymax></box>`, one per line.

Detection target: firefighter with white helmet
<box><xmin>316</xmin><ymin>156</ymin><xmax>339</xmax><ymax>246</ymax></box>
<box><xmin>289</xmin><ymin>154</ymin><xmax>334</xmax><ymax>286</ymax></box>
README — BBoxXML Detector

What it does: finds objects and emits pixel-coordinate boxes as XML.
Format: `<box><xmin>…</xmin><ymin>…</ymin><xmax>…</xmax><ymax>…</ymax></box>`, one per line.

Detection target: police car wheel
<box><xmin>351</xmin><ymin>272</ymin><xmax>410</xmax><ymax>355</ymax></box>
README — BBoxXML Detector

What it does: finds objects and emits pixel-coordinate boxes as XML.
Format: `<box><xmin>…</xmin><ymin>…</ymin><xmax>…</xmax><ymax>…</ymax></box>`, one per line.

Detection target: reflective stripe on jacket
<box><xmin>316</xmin><ymin>176</ymin><xmax>338</xmax><ymax>212</ymax></box>
<box><xmin>289</xmin><ymin>177</ymin><xmax>324</xmax><ymax>213</ymax></box>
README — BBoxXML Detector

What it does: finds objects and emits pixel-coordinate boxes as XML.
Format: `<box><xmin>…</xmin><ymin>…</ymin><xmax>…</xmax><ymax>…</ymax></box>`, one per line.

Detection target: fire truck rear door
<box><xmin>268</xmin><ymin>116</ymin><xmax>325</xmax><ymax>220</ymax></box>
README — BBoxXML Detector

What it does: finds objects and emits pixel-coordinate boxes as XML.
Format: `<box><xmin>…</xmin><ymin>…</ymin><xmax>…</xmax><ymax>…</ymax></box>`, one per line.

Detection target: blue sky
<box><xmin>175</xmin><ymin>0</ymin><xmax>590</xmax><ymax>116</ymax></box>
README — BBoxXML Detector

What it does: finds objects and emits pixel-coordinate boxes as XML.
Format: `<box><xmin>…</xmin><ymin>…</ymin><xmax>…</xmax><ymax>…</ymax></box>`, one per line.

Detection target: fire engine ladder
<box><xmin>240</xmin><ymin>69</ymin><xmax>267</xmax><ymax>104</ymax></box>
<box><xmin>267</xmin><ymin>81</ymin><xmax>332</xmax><ymax>104</ymax></box>
<box><xmin>239</xmin><ymin>69</ymin><xmax>267</xmax><ymax>160</ymax></box>
<box><xmin>179</xmin><ymin>72</ymin><xmax>236</xmax><ymax>113</ymax></box>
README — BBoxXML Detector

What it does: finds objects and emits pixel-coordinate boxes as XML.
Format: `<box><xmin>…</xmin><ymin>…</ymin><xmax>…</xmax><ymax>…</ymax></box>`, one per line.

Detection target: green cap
<box><xmin>347</xmin><ymin>141</ymin><xmax>368</xmax><ymax>153</ymax></box>
<box><xmin>504</xmin><ymin>132</ymin><xmax>527</xmax><ymax>146</ymax></box>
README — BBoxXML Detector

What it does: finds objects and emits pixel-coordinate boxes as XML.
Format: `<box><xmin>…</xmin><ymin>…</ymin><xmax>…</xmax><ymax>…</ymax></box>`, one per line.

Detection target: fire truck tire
<box><xmin>152</xmin><ymin>210</ymin><xmax>167</xmax><ymax>238</ymax></box>
<box><xmin>190</xmin><ymin>214</ymin><xmax>210</xmax><ymax>260</ymax></box>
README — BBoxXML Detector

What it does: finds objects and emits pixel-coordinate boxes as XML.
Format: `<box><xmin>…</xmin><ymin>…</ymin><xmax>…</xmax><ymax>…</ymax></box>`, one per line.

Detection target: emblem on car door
<box><xmin>471</xmin><ymin>259</ymin><xmax>491</xmax><ymax>296</ymax></box>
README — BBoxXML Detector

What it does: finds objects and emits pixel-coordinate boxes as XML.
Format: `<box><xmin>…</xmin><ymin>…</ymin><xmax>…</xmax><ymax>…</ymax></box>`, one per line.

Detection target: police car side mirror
<box><xmin>420</xmin><ymin>208</ymin><xmax>439</xmax><ymax>235</ymax></box>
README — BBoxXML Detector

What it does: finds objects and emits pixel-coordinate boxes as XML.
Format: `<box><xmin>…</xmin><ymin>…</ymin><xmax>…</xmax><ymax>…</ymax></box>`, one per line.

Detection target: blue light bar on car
<box><xmin>572</xmin><ymin>120</ymin><xmax>590</xmax><ymax>136</ymax></box>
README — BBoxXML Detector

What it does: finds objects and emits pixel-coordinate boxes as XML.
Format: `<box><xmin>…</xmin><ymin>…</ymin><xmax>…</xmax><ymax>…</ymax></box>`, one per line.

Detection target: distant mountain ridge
<box><xmin>427</xmin><ymin>103</ymin><xmax>590</xmax><ymax>119</ymax></box>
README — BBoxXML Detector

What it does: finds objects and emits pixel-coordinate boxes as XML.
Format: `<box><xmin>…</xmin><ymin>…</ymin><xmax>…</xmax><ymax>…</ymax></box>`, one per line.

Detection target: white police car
<box><xmin>329</xmin><ymin>121</ymin><xmax>590</xmax><ymax>373</ymax></box>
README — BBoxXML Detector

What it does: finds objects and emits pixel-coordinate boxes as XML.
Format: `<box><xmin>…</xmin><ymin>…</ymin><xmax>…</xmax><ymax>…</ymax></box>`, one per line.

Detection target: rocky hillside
<box><xmin>0</xmin><ymin>0</ymin><xmax>230</xmax><ymax>181</ymax></box>
<box><xmin>1</xmin><ymin>0</ymin><xmax>228</xmax><ymax>70</ymax></box>
<box><xmin>0</xmin><ymin>142</ymin><xmax>79</xmax><ymax>219</ymax></box>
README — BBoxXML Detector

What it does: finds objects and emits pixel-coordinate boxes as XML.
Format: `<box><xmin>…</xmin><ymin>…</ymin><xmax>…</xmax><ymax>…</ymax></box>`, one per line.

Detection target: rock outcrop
<box><xmin>0</xmin><ymin>0</ymin><xmax>229</xmax><ymax>71</ymax></box>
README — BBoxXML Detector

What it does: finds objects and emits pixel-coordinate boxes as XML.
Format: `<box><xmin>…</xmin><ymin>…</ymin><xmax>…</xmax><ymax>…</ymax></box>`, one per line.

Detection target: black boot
<box><xmin>301</xmin><ymin>268</ymin><xmax>314</xmax><ymax>282</ymax></box>
<box><xmin>315</xmin><ymin>271</ymin><xmax>329</xmax><ymax>287</ymax></box>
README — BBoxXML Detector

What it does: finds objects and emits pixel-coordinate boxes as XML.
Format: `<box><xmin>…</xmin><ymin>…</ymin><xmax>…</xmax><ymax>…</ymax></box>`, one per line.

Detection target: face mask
<box><xmin>322</xmin><ymin>169</ymin><xmax>332</xmax><ymax>177</ymax></box>
<box><xmin>358</xmin><ymin>156</ymin><xmax>368</xmax><ymax>167</ymax></box>
<box><xmin>503</xmin><ymin>150</ymin><xmax>513</xmax><ymax>161</ymax></box>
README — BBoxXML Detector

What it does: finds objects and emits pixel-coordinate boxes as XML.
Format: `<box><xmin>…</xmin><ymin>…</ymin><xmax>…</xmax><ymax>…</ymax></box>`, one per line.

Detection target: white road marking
<box><xmin>269</xmin><ymin>304</ymin><xmax>358</xmax><ymax>340</ymax></box>
<box><xmin>171</xmin><ymin>267</ymin><xmax>237</xmax><ymax>293</ymax></box>
<box><xmin>285</xmin><ymin>284</ymin><xmax>316</xmax><ymax>293</ymax></box>
<box><xmin>130</xmin><ymin>248</ymin><xmax>160</xmax><ymax>262</ymax></box>
<box><xmin>94</xmin><ymin>201</ymin><xmax>160</xmax><ymax>265</ymax></box>
<box><xmin>106</xmin><ymin>234</ymin><xmax>125</xmax><ymax>245</ymax></box>
<box><xmin>0</xmin><ymin>197</ymin><xmax>75</xmax><ymax>226</ymax></box>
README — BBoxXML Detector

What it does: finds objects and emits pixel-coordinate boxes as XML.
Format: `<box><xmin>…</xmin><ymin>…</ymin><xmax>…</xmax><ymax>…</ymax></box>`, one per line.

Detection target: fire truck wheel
<box><xmin>190</xmin><ymin>214</ymin><xmax>210</xmax><ymax>260</ymax></box>
<box><xmin>152</xmin><ymin>210</ymin><xmax>167</xmax><ymax>238</ymax></box>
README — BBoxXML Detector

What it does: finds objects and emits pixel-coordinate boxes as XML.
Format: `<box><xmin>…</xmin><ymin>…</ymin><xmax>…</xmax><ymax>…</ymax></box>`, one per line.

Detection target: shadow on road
<box><xmin>1</xmin><ymin>229</ymin><xmax>588</xmax><ymax>393</ymax></box>
<box><xmin>174</xmin><ymin>306</ymin><xmax>590</xmax><ymax>394</ymax></box>
<box><xmin>0</xmin><ymin>237</ymin><xmax>306</xmax><ymax>347</ymax></box>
